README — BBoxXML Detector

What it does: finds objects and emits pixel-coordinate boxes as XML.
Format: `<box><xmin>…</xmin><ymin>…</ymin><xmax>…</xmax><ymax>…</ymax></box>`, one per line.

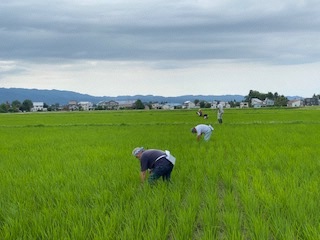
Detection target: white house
<box><xmin>162</xmin><ymin>103</ymin><xmax>182</xmax><ymax>110</ymax></box>
<box><xmin>97</xmin><ymin>100</ymin><xmax>119</xmax><ymax>110</ymax></box>
<box><xmin>251</xmin><ymin>98</ymin><xmax>275</xmax><ymax>108</ymax></box>
<box><xmin>183</xmin><ymin>101</ymin><xmax>196</xmax><ymax>109</ymax></box>
<box><xmin>251</xmin><ymin>98</ymin><xmax>263</xmax><ymax>108</ymax></box>
<box><xmin>287</xmin><ymin>99</ymin><xmax>303</xmax><ymax>107</ymax></box>
<box><xmin>211</xmin><ymin>101</ymin><xmax>218</xmax><ymax>109</ymax></box>
<box><xmin>68</xmin><ymin>100</ymin><xmax>78</xmax><ymax>111</ymax></box>
<box><xmin>32</xmin><ymin>102</ymin><xmax>44</xmax><ymax>112</ymax></box>
<box><xmin>151</xmin><ymin>103</ymin><xmax>163</xmax><ymax>109</ymax></box>
<box><xmin>78</xmin><ymin>101</ymin><xmax>93</xmax><ymax>111</ymax></box>
<box><xmin>263</xmin><ymin>98</ymin><xmax>275</xmax><ymax>106</ymax></box>
<box><xmin>240</xmin><ymin>102</ymin><xmax>249</xmax><ymax>108</ymax></box>
<box><xmin>212</xmin><ymin>101</ymin><xmax>228</xmax><ymax>109</ymax></box>
<box><xmin>162</xmin><ymin>104</ymin><xmax>174</xmax><ymax>110</ymax></box>
<box><xmin>117</xmin><ymin>100</ymin><xmax>136</xmax><ymax>109</ymax></box>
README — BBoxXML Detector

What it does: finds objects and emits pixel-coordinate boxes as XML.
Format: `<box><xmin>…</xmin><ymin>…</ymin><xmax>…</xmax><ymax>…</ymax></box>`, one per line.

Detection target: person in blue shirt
<box><xmin>132</xmin><ymin>147</ymin><xmax>174</xmax><ymax>185</ymax></box>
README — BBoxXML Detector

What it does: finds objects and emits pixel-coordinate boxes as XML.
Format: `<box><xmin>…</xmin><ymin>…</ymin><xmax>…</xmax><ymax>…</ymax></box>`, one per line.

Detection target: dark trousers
<box><xmin>148</xmin><ymin>161</ymin><xmax>174</xmax><ymax>184</ymax></box>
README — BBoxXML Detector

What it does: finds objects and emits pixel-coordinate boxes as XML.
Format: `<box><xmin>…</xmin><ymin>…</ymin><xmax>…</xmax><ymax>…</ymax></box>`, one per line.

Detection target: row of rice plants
<box><xmin>219</xmin><ymin>110</ymin><xmax>320</xmax><ymax>239</ymax></box>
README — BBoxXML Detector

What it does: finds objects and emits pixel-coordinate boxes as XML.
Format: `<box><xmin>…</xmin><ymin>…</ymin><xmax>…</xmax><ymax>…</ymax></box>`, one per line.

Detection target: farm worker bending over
<box><xmin>191</xmin><ymin>124</ymin><xmax>214</xmax><ymax>142</ymax></box>
<box><xmin>132</xmin><ymin>147</ymin><xmax>175</xmax><ymax>185</ymax></box>
<box><xmin>197</xmin><ymin>109</ymin><xmax>208</xmax><ymax>119</ymax></box>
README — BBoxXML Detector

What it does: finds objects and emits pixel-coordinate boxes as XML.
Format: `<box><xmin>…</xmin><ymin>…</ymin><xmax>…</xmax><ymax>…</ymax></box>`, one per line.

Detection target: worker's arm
<box><xmin>197</xmin><ymin>133</ymin><xmax>202</xmax><ymax>141</ymax></box>
<box><xmin>140</xmin><ymin>170</ymin><xmax>147</xmax><ymax>182</ymax></box>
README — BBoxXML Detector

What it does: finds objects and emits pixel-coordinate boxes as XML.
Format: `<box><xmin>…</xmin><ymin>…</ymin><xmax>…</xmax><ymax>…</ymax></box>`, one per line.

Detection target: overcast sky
<box><xmin>1</xmin><ymin>0</ymin><xmax>319</xmax><ymax>98</ymax></box>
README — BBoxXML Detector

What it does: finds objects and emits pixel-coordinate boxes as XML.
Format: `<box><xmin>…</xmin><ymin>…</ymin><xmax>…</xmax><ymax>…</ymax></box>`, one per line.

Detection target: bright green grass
<box><xmin>0</xmin><ymin>108</ymin><xmax>320</xmax><ymax>239</ymax></box>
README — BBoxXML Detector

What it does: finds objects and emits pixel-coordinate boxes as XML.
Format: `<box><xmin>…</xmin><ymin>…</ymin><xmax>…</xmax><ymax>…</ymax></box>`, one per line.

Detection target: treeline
<box><xmin>0</xmin><ymin>99</ymin><xmax>34</xmax><ymax>113</ymax></box>
<box><xmin>244</xmin><ymin>90</ymin><xmax>288</xmax><ymax>106</ymax></box>
<box><xmin>0</xmin><ymin>99</ymin><xmax>147</xmax><ymax>113</ymax></box>
<box><xmin>1</xmin><ymin>90</ymin><xmax>319</xmax><ymax>113</ymax></box>
<box><xmin>194</xmin><ymin>90</ymin><xmax>292</xmax><ymax>108</ymax></box>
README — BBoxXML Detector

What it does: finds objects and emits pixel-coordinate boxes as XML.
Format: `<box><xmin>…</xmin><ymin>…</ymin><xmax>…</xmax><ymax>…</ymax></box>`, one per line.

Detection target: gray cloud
<box><xmin>1</xmin><ymin>0</ymin><xmax>320</xmax><ymax>65</ymax></box>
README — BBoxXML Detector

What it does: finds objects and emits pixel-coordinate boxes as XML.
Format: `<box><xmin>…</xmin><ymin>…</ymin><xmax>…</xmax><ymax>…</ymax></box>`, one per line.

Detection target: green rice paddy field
<box><xmin>0</xmin><ymin>107</ymin><xmax>320</xmax><ymax>239</ymax></box>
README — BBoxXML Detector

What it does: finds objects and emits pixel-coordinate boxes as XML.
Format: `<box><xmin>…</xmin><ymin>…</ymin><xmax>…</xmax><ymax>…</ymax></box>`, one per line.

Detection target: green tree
<box><xmin>245</xmin><ymin>90</ymin><xmax>260</xmax><ymax>102</ymax></box>
<box><xmin>12</xmin><ymin>100</ymin><xmax>21</xmax><ymax>111</ymax></box>
<box><xmin>266</xmin><ymin>92</ymin><xmax>274</xmax><ymax>100</ymax></box>
<box><xmin>204</xmin><ymin>102</ymin><xmax>212</xmax><ymax>108</ymax></box>
<box><xmin>0</xmin><ymin>103</ymin><xmax>9</xmax><ymax>113</ymax></box>
<box><xmin>229</xmin><ymin>101</ymin><xmax>237</xmax><ymax>108</ymax></box>
<box><xmin>199</xmin><ymin>101</ymin><xmax>206</xmax><ymax>108</ymax></box>
<box><xmin>20</xmin><ymin>99</ymin><xmax>33</xmax><ymax>112</ymax></box>
<box><xmin>50</xmin><ymin>103</ymin><xmax>60</xmax><ymax>111</ymax></box>
<box><xmin>134</xmin><ymin>99</ymin><xmax>145</xmax><ymax>109</ymax></box>
<box><xmin>274</xmin><ymin>95</ymin><xmax>288</xmax><ymax>106</ymax></box>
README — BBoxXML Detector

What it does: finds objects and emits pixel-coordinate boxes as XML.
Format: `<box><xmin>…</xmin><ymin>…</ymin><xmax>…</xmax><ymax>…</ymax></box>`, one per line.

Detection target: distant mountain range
<box><xmin>0</xmin><ymin>88</ymin><xmax>302</xmax><ymax>105</ymax></box>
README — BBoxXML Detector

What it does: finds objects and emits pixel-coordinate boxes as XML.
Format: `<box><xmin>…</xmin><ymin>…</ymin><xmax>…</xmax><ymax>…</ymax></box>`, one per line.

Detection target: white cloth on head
<box><xmin>132</xmin><ymin>147</ymin><xmax>144</xmax><ymax>156</ymax></box>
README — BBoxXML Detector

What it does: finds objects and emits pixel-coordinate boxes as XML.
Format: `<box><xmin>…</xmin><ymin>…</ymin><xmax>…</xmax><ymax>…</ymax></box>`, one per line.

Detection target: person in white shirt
<box><xmin>191</xmin><ymin>124</ymin><xmax>214</xmax><ymax>141</ymax></box>
<box><xmin>217</xmin><ymin>102</ymin><xmax>224</xmax><ymax>124</ymax></box>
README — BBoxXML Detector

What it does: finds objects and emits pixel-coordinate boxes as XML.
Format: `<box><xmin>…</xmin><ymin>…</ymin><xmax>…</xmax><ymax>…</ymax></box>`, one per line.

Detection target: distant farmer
<box><xmin>191</xmin><ymin>124</ymin><xmax>214</xmax><ymax>141</ymax></box>
<box><xmin>132</xmin><ymin>147</ymin><xmax>175</xmax><ymax>185</ymax></box>
<box><xmin>197</xmin><ymin>109</ymin><xmax>203</xmax><ymax>117</ymax></box>
<box><xmin>197</xmin><ymin>109</ymin><xmax>208</xmax><ymax>119</ymax></box>
<box><xmin>217</xmin><ymin>101</ymin><xmax>224</xmax><ymax>124</ymax></box>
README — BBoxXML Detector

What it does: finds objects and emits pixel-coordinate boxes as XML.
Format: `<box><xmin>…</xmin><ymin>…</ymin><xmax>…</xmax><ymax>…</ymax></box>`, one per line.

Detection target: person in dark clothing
<box><xmin>132</xmin><ymin>147</ymin><xmax>175</xmax><ymax>185</ymax></box>
<box><xmin>197</xmin><ymin>109</ymin><xmax>208</xmax><ymax>119</ymax></box>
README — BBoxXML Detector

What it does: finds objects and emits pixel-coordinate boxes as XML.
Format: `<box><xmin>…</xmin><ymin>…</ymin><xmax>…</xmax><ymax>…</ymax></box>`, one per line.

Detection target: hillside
<box><xmin>0</xmin><ymin>88</ymin><xmax>246</xmax><ymax>105</ymax></box>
